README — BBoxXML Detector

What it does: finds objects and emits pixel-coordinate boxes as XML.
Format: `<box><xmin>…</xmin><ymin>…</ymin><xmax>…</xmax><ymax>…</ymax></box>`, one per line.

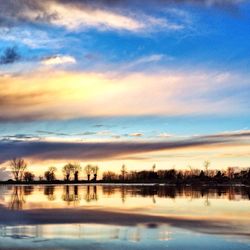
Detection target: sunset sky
<box><xmin>0</xmin><ymin>0</ymin><xmax>250</xmax><ymax>179</ymax></box>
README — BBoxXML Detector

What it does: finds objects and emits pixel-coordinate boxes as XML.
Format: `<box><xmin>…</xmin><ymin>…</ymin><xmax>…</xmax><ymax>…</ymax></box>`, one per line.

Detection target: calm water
<box><xmin>0</xmin><ymin>184</ymin><xmax>249</xmax><ymax>250</ymax></box>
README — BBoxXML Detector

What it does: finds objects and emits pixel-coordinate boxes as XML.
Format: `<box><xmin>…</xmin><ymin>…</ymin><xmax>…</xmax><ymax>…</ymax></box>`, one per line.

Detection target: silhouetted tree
<box><xmin>23</xmin><ymin>171</ymin><xmax>35</xmax><ymax>182</ymax></box>
<box><xmin>121</xmin><ymin>164</ymin><xmax>127</xmax><ymax>181</ymax></box>
<box><xmin>199</xmin><ymin>170</ymin><xmax>205</xmax><ymax>179</ymax></box>
<box><xmin>63</xmin><ymin>163</ymin><xmax>73</xmax><ymax>181</ymax></box>
<box><xmin>92</xmin><ymin>165</ymin><xmax>99</xmax><ymax>182</ymax></box>
<box><xmin>103</xmin><ymin>171</ymin><xmax>117</xmax><ymax>181</ymax></box>
<box><xmin>84</xmin><ymin>164</ymin><xmax>93</xmax><ymax>182</ymax></box>
<box><xmin>44</xmin><ymin>166</ymin><xmax>57</xmax><ymax>182</ymax></box>
<box><xmin>9</xmin><ymin>158</ymin><xmax>27</xmax><ymax>181</ymax></box>
<box><xmin>152</xmin><ymin>164</ymin><xmax>156</xmax><ymax>172</ymax></box>
<box><xmin>71</xmin><ymin>163</ymin><xmax>81</xmax><ymax>182</ymax></box>
<box><xmin>227</xmin><ymin>167</ymin><xmax>235</xmax><ymax>180</ymax></box>
<box><xmin>204</xmin><ymin>160</ymin><xmax>210</xmax><ymax>176</ymax></box>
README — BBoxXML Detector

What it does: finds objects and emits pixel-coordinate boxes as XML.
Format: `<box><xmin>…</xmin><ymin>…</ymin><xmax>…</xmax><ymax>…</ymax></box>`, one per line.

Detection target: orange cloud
<box><xmin>0</xmin><ymin>69</ymin><xmax>248</xmax><ymax>121</ymax></box>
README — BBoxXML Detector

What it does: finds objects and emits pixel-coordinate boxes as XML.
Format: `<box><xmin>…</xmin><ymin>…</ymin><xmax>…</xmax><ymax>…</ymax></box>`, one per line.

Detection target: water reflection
<box><xmin>2</xmin><ymin>185</ymin><xmax>250</xmax><ymax>211</ymax></box>
<box><xmin>44</xmin><ymin>186</ymin><xmax>56</xmax><ymax>201</ymax></box>
<box><xmin>62</xmin><ymin>185</ymin><xmax>81</xmax><ymax>205</ymax></box>
<box><xmin>84</xmin><ymin>185</ymin><xmax>98</xmax><ymax>203</ymax></box>
<box><xmin>0</xmin><ymin>223</ymin><xmax>171</xmax><ymax>242</ymax></box>
<box><xmin>9</xmin><ymin>186</ymin><xmax>34</xmax><ymax>210</ymax></box>
<box><xmin>0</xmin><ymin>184</ymin><xmax>250</xmax><ymax>249</ymax></box>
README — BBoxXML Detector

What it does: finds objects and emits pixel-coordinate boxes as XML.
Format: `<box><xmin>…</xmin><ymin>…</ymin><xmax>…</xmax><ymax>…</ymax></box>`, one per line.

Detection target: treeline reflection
<box><xmin>7</xmin><ymin>185</ymin><xmax>250</xmax><ymax>210</ymax></box>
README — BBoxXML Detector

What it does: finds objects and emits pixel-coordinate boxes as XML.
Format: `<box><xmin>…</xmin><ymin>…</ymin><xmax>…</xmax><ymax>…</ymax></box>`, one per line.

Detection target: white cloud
<box><xmin>0</xmin><ymin>28</ymin><xmax>62</xmax><ymax>49</ymax></box>
<box><xmin>122</xmin><ymin>54</ymin><xmax>173</xmax><ymax>70</ymax></box>
<box><xmin>129</xmin><ymin>133</ymin><xmax>144</xmax><ymax>137</ymax></box>
<box><xmin>20</xmin><ymin>2</ymin><xmax>185</xmax><ymax>33</ymax></box>
<box><xmin>158</xmin><ymin>133</ymin><xmax>173</xmax><ymax>138</ymax></box>
<box><xmin>42</xmin><ymin>55</ymin><xmax>76</xmax><ymax>66</ymax></box>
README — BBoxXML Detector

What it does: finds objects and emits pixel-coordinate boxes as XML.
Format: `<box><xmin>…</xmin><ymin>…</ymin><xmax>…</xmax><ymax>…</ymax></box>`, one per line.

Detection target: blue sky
<box><xmin>0</xmin><ymin>0</ymin><xmax>250</xmax><ymax>178</ymax></box>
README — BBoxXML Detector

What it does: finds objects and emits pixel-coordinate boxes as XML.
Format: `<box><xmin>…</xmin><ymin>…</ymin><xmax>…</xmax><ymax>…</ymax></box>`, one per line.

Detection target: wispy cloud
<box><xmin>0</xmin><ymin>1</ymin><xmax>187</xmax><ymax>33</ymax></box>
<box><xmin>41</xmin><ymin>55</ymin><xmax>76</xmax><ymax>66</ymax></box>
<box><xmin>0</xmin><ymin>68</ymin><xmax>249</xmax><ymax>121</ymax></box>
<box><xmin>0</xmin><ymin>130</ymin><xmax>249</xmax><ymax>164</ymax></box>
<box><xmin>129</xmin><ymin>133</ymin><xmax>144</xmax><ymax>137</ymax></box>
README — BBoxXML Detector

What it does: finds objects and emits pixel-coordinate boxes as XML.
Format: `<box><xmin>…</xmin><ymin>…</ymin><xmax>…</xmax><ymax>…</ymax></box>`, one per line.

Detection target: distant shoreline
<box><xmin>0</xmin><ymin>180</ymin><xmax>249</xmax><ymax>187</ymax></box>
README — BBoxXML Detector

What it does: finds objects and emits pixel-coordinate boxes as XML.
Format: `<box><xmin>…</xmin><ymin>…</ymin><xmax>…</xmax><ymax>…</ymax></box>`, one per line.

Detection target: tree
<box><xmin>204</xmin><ymin>161</ymin><xmax>210</xmax><ymax>176</ymax></box>
<box><xmin>103</xmin><ymin>171</ymin><xmax>117</xmax><ymax>181</ymax></box>
<box><xmin>152</xmin><ymin>164</ymin><xmax>156</xmax><ymax>172</ymax></box>
<box><xmin>188</xmin><ymin>165</ymin><xmax>193</xmax><ymax>177</ymax></box>
<box><xmin>71</xmin><ymin>163</ymin><xmax>81</xmax><ymax>182</ymax></box>
<box><xmin>121</xmin><ymin>164</ymin><xmax>127</xmax><ymax>181</ymax></box>
<box><xmin>23</xmin><ymin>171</ymin><xmax>35</xmax><ymax>182</ymax></box>
<box><xmin>84</xmin><ymin>164</ymin><xmax>93</xmax><ymax>182</ymax></box>
<box><xmin>63</xmin><ymin>163</ymin><xmax>73</xmax><ymax>181</ymax></box>
<box><xmin>9</xmin><ymin>158</ymin><xmax>27</xmax><ymax>181</ymax></box>
<box><xmin>227</xmin><ymin>167</ymin><xmax>235</xmax><ymax>180</ymax></box>
<box><xmin>92</xmin><ymin>165</ymin><xmax>99</xmax><ymax>181</ymax></box>
<box><xmin>44</xmin><ymin>166</ymin><xmax>57</xmax><ymax>182</ymax></box>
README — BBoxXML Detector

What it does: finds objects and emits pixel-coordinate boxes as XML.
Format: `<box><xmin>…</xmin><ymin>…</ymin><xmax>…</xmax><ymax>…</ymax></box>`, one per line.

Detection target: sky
<box><xmin>0</xmin><ymin>0</ymin><xmax>250</xmax><ymax>179</ymax></box>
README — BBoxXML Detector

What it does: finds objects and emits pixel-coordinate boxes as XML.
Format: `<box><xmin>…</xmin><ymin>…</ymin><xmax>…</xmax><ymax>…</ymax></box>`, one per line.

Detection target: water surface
<box><xmin>0</xmin><ymin>185</ymin><xmax>249</xmax><ymax>249</ymax></box>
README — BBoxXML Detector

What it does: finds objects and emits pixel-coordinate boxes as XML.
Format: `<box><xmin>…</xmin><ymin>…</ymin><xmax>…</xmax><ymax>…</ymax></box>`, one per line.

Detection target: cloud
<box><xmin>0</xmin><ymin>0</ymin><xmax>243</xmax><ymax>46</ymax></box>
<box><xmin>0</xmin><ymin>0</ymin><xmax>186</xmax><ymax>33</ymax></box>
<box><xmin>202</xmin><ymin>130</ymin><xmax>250</xmax><ymax>139</ymax></box>
<box><xmin>41</xmin><ymin>55</ymin><xmax>76</xmax><ymax>65</ymax></box>
<box><xmin>158</xmin><ymin>133</ymin><xmax>173</xmax><ymax>138</ymax></box>
<box><xmin>0</xmin><ymin>68</ymin><xmax>249</xmax><ymax>121</ymax></box>
<box><xmin>0</xmin><ymin>130</ymin><xmax>249</xmax><ymax>164</ymax></box>
<box><xmin>0</xmin><ymin>166</ymin><xmax>11</xmax><ymax>180</ymax></box>
<box><xmin>0</xmin><ymin>47</ymin><xmax>20</xmax><ymax>65</ymax></box>
<box><xmin>122</xmin><ymin>54</ymin><xmax>172</xmax><ymax>71</ymax></box>
<box><xmin>0</xmin><ymin>27</ymin><xmax>67</xmax><ymax>49</ymax></box>
<box><xmin>129</xmin><ymin>133</ymin><xmax>144</xmax><ymax>137</ymax></box>
<box><xmin>0</xmin><ymin>134</ymin><xmax>40</xmax><ymax>142</ymax></box>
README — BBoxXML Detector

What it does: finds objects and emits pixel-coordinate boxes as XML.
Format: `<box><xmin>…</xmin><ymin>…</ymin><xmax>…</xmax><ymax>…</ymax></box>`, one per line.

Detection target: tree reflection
<box><xmin>9</xmin><ymin>186</ymin><xmax>34</xmax><ymax>210</ymax></box>
<box><xmin>44</xmin><ymin>186</ymin><xmax>56</xmax><ymax>201</ymax></box>
<box><xmin>102</xmin><ymin>185</ymin><xmax>250</xmax><ymax>204</ymax></box>
<box><xmin>8</xmin><ymin>185</ymin><xmax>250</xmax><ymax>210</ymax></box>
<box><xmin>121</xmin><ymin>186</ymin><xmax>127</xmax><ymax>203</ymax></box>
<box><xmin>102</xmin><ymin>186</ymin><xmax>116</xmax><ymax>196</ymax></box>
<box><xmin>62</xmin><ymin>185</ymin><xmax>80</xmax><ymax>205</ymax></box>
<box><xmin>84</xmin><ymin>186</ymin><xmax>98</xmax><ymax>203</ymax></box>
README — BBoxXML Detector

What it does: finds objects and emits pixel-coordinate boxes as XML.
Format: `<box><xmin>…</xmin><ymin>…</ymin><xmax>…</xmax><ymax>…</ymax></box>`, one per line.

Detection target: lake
<box><xmin>0</xmin><ymin>184</ymin><xmax>249</xmax><ymax>250</ymax></box>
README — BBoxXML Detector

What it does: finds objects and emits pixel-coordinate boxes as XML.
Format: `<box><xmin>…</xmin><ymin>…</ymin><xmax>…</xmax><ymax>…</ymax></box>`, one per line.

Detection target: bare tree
<box><xmin>9</xmin><ymin>158</ymin><xmax>27</xmax><ymax>181</ymax></box>
<box><xmin>152</xmin><ymin>164</ymin><xmax>156</xmax><ymax>172</ymax></box>
<box><xmin>204</xmin><ymin>160</ymin><xmax>210</xmax><ymax>176</ymax></box>
<box><xmin>227</xmin><ymin>167</ymin><xmax>235</xmax><ymax>180</ymax></box>
<box><xmin>92</xmin><ymin>165</ymin><xmax>99</xmax><ymax>181</ymax></box>
<box><xmin>84</xmin><ymin>164</ymin><xmax>93</xmax><ymax>182</ymax></box>
<box><xmin>121</xmin><ymin>164</ymin><xmax>127</xmax><ymax>181</ymax></box>
<box><xmin>44</xmin><ymin>166</ymin><xmax>57</xmax><ymax>182</ymax></box>
<box><xmin>103</xmin><ymin>171</ymin><xmax>117</xmax><ymax>181</ymax></box>
<box><xmin>23</xmin><ymin>171</ymin><xmax>35</xmax><ymax>182</ymax></box>
<box><xmin>63</xmin><ymin>163</ymin><xmax>73</xmax><ymax>181</ymax></box>
<box><xmin>71</xmin><ymin>163</ymin><xmax>81</xmax><ymax>182</ymax></box>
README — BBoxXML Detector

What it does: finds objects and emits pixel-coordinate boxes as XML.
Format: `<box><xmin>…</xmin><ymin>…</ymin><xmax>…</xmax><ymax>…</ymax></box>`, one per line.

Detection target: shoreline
<box><xmin>0</xmin><ymin>181</ymin><xmax>249</xmax><ymax>187</ymax></box>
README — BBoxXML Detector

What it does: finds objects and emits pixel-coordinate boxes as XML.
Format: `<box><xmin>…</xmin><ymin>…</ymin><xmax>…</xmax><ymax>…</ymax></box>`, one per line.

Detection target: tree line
<box><xmin>5</xmin><ymin>158</ymin><xmax>250</xmax><ymax>185</ymax></box>
<box><xmin>8</xmin><ymin>158</ymin><xmax>99</xmax><ymax>183</ymax></box>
